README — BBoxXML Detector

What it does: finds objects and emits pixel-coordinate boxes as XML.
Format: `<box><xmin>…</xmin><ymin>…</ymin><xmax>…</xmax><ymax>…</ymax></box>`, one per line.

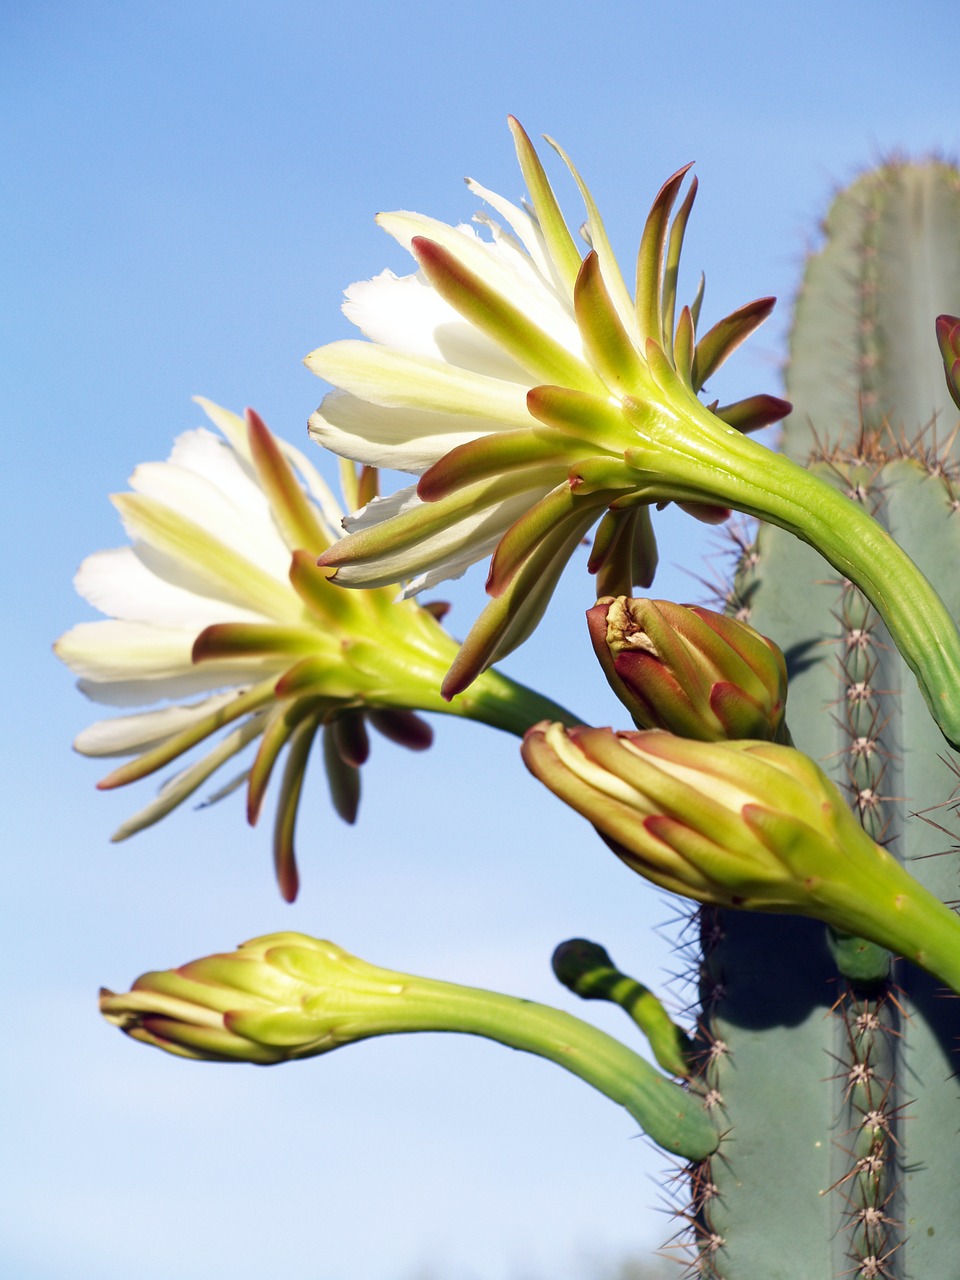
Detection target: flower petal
<box><xmin>309</xmin><ymin>389</ymin><xmax>487</xmax><ymax>475</ymax></box>
<box><xmin>128</xmin><ymin>448</ymin><xmax>292</xmax><ymax>581</ymax></box>
<box><xmin>341</xmin><ymin>268</ymin><xmax>531</xmax><ymax>381</ymax></box>
<box><xmin>73</xmin><ymin>693</ymin><xmax>237</xmax><ymax>758</ymax></box>
<box><xmin>465</xmin><ymin>178</ymin><xmax>555</xmax><ymax>282</ymax></box>
<box><xmin>376</xmin><ymin>210</ymin><xmax>581</xmax><ymax>352</ymax></box>
<box><xmin>321</xmin><ymin>479</ymin><xmax>555</xmax><ymax>592</ymax></box>
<box><xmin>112</xmin><ymin>493</ymin><xmax>304</xmax><ymax>624</ymax></box>
<box><xmin>73</xmin><ymin>546</ymin><xmax>267</xmax><ymax>629</ymax></box>
<box><xmin>58</xmin><ymin>620</ymin><xmax>272</xmax><ymax>705</ymax></box>
<box><xmin>306</xmin><ymin>338</ymin><xmax>533</xmax><ymax>424</ymax></box>
<box><xmin>194</xmin><ymin>398</ymin><xmax>344</xmax><ymax>539</ymax></box>
<box><xmin>411</xmin><ymin>237</ymin><xmax>604</xmax><ymax>394</ymax></box>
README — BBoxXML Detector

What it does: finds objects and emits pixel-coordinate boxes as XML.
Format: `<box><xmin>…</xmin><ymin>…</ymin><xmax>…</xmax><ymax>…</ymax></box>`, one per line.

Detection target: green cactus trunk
<box><xmin>690</xmin><ymin>163</ymin><xmax>960</xmax><ymax>1277</ymax></box>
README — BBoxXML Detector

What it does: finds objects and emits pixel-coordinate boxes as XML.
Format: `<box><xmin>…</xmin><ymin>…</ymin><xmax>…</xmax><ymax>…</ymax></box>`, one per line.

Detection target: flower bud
<box><xmin>100</xmin><ymin>930</ymin><xmax>720</xmax><ymax>1159</ymax></box>
<box><xmin>936</xmin><ymin>314</ymin><xmax>960</xmax><ymax>413</ymax></box>
<box><xmin>523</xmin><ymin>724</ymin><xmax>960</xmax><ymax>995</ymax></box>
<box><xmin>99</xmin><ymin>934</ymin><xmax>419</xmax><ymax>1063</ymax></box>
<box><xmin>586</xmin><ymin>597</ymin><xmax>787</xmax><ymax>741</ymax></box>
<box><xmin>552</xmin><ymin>938</ymin><xmax>693</xmax><ymax>1077</ymax></box>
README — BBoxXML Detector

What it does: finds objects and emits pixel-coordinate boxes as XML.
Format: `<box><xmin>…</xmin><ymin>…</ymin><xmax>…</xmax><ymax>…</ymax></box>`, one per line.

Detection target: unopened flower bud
<box><xmin>552</xmin><ymin>938</ymin><xmax>693</xmax><ymax>1077</ymax></box>
<box><xmin>99</xmin><ymin>934</ymin><xmax>421</xmax><ymax>1063</ymax></box>
<box><xmin>100</xmin><ymin>931</ymin><xmax>719</xmax><ymax>1160</ymax></box>
<box><xmin>936</xmin><ymin>314</ymin><xmax>960</xmax><ymax>413</ymax></box>
<box><xmin>587</xmin><ymin>597</ymin><xmax>787</xmax><ymax>742</ymax></box>
<box><xmin>523</xmin><ymin>724</ymin><xmax>960</xmax><ymax>995</ymax></box>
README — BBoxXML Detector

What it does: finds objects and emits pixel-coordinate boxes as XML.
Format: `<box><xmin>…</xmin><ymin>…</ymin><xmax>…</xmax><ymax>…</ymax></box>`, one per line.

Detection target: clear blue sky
<box><xmin>4</xmin><ymin>4</ymin><xmax>958</xmax><ymax>1278</ymax></box>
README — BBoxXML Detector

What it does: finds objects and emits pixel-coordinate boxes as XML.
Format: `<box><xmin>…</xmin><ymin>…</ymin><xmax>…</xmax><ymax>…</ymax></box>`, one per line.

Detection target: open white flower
<box><xmin>306</xmin><ymin>118</ymin><xmax>789</xmax><ymax>698</ymax></box>
<box><xmin>56</xmin><ymin>400</ymin><xmax>572</xmax><ymax>900</ymax></box>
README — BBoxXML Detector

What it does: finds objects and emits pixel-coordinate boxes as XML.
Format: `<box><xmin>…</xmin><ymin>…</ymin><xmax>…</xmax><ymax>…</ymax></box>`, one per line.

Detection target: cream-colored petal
<box><xmin>465</xmin><ymin>179</ymin><xmax>555</xmax><ymax>281</ymax></box>
<box><xmin>56</xmin><ymin>620</ymin><xmax>197</xmax><ymax>681</ymax></box>
<box><xmin>112</xmin><ymin>493</ymin><xmax>304</xmax><ymax>624</ymax></box>
<box><xmin>57</xmin><ymin>620</ymin><xmax>278</xmax><ymax>705</ymax></box>
<box><xmin>333</xmin><ymin>484</ymin><xmax>548</xmax><ymax>591</ymax></box>
<box><xmin>193</xmin><ymin>400</ymin><xmax>345</xmax><ymax>542</ymax></box>
<box><xmin>128</xmin><ymin>453</ymin><xmax>291</xmax><ymax>581</ymax></box>
<box><xmin>309</xmin><ymin>391</ymin><xmax>487</xmax><ymax>475</ymax></box>
<box><xmin>74</xmin><ymin>546</ymin><xmax>268</xmax><ymax>628</ymax></box>
<box><xmin>73</xmin><ymin>692</ymin><xmax>238</xmax><ymax>757</ymax></box>
<box><xmin>306</xmin><ymin>339</ymin><xmax>532</xmax><ymax>420</ymax></box>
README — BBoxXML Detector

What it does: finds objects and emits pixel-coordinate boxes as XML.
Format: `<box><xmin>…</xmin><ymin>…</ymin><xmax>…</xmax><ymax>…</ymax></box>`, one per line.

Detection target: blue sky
<box><xmin>4</xmin><ymin>4</ymin><xmax>959</xmax><ymax>1278</ymax></box>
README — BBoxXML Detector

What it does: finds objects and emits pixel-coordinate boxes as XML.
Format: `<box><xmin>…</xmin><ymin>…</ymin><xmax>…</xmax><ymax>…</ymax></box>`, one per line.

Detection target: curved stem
<box><xmin>356</xmin><ymin>975</ymin><xmax>719</xmax><ymax>1161</ymax></box>
<box><xmin>628</xmin><ymin>396</ymin><xmax>960</xmax><ymax>750</ymax></box>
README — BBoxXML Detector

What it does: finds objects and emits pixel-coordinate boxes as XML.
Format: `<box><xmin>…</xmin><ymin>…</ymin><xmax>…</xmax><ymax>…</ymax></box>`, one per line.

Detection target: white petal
<box><xmin>112</xmin><ymin>492</ymin><xmax>303</xmax><ymax>624</ymax></box>
<box><xmin>465</xmin><ymin>179</ymin><xmax>555</xmax><ymax>283</ymax></box>
<box><xmin>191</xmin><ymin>399</ymin><xmax>248</xmax><ymax>454</ymax></box>
<box><xmin>193</xmin><ymin>398</ymin><xmax>344</xmax><ymax>542</ymax></box>
<box><xmin>306</xmin><ymin>339</ymin><xmax>532</xmax><ymax>422</ymax></box>
<box><xmin>309</xmin><ymin>391</ymin><xmax>486</xmax><ymax>475</ymax></box>
<box><xmin>74</xmin><ymin>546</ymin><xmax>268</xmax><ymax>628</ymax></box>
<box><xmin>73</xmin><ymin>692</ymin><xmax>238</xmax><ymax>757</ymax></box>
<box><xmin>128</xmin><ymin>452</ymin><xmax>291</xmax><ymax>581</ymax></box>
<box><xmin>342</xmin><ymin>269</ymin><xmax>532</xmax><ymax>382</ymax></box>
<box><xmin>56</xmin><ymin>620</ymin><xmax>197</xmax><ymax>680</ymax></box>
<box><xmin>376</xmin><ymin>211</ymin><xmax>582</xmax><ymax>353</ymax></box>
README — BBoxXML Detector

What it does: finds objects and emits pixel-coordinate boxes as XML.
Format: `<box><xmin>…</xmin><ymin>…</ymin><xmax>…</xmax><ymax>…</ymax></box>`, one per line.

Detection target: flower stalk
<box><xmin>552</xmin><ymin>938</ymin><xmax>694</xmax><ymax>1078</ymax></box>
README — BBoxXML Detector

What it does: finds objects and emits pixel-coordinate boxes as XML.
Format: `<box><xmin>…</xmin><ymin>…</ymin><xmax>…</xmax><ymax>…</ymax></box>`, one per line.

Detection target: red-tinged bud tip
<box><xmin>587</xmin><ymin>597</ymin><xmax>787</xmax><ymax>741</ymax></box>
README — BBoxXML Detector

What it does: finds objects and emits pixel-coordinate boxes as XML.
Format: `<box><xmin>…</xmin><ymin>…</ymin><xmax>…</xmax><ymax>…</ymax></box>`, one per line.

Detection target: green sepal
<box><xmin>506</xmin><ymin>116</ymin><xmax>582</xmax><ymax>294</ymax></box>
<box><xmin>573</xmin><ymin>250</ymin><xmax>650</xmax><ymax>396</ymax></box>
<box><xmin>416</xmin><ymin>429</ymin><xmax>582</xmax><ymax>502</ymax></box>
<box><xmin>635</xmin><ymin>164</ymin><xmax>694</xmax><ymax>347</ymax></box>
<box><xmin>692</xmin><ymin>296</ymin><xmax>776</xmax><ymax>389</ymax></box>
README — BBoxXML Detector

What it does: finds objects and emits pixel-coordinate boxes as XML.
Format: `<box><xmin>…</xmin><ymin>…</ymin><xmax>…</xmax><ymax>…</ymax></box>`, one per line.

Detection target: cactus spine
<box><xmin>691</xmin><ymin>164</ymin><xmax>960</xmax><ymax>1277</ymax></box>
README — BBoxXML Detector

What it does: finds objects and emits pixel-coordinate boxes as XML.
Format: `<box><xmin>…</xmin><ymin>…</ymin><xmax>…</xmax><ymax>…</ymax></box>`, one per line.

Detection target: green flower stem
<box><xmin>813</xmin><ymin>843</ymin><xmax>960</xmax><ymax>995</ymax></box>
<box><xmin>375</xmin><ymin>974</ymin><xmax>719</xmax><ymax>1160</ymax></box>
<box><xmin>352</xmin><ymin>616</ymin><xmax>582</xmax><ymax>734</ymax></box>
<box><xmin>627</xmin><ymin>389</ymin><xmax>960</xmax><ymax>749</ymax></box>
<box><xmin>449</xmin><ymin>664</ymin><xmax>582</xmax><ymax>735</ymax></box>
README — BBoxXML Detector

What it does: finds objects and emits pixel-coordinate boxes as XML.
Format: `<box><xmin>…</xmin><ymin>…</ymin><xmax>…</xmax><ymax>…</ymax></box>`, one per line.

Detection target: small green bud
<box><xmin>552</xmin><ymin>938</ymin><xmax>694</xmax><ymax>1077</ymax></box>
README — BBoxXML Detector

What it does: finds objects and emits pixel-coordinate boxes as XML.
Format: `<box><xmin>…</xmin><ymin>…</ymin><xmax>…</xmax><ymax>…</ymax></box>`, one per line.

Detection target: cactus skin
<box><xmin>690</xmin><ymin>164</ymin><xmax>960</xmax><ymax>1277</ymax></box>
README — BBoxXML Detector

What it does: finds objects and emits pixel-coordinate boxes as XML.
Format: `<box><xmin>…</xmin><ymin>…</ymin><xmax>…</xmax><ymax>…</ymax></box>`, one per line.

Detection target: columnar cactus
<box><xmin>689</xmin><ymin>162</ymin><xmax>960</xmax><ymax>1279</ymax></box>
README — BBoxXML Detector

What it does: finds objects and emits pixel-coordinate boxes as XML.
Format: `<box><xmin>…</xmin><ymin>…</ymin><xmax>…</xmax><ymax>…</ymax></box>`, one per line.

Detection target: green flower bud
<box><xmin>100</xmin><ymin>931</ymin><xmax>720</xmax><ymax>1160</ymax></box>
<box><xmin>586</xmin><ymin>596</ymin><xmax>787</xmax><ymax>741</ymax></box>
<box><xmin>552</xmin><ymin>938</ymin><xmax>694</xmax><ymax>1077</ymax></box>
<box><xmin>523</xmin><ymin>724</ymin><xmax>960</xmax><ymax>995</ymax></box>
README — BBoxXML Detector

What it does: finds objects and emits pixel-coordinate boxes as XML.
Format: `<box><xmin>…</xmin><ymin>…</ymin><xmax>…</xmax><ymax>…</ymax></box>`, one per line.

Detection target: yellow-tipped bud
<box><xmin>523</xmin><ymin>724</ymin><xmax>960</xmax><ymax>994</ymax></box>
